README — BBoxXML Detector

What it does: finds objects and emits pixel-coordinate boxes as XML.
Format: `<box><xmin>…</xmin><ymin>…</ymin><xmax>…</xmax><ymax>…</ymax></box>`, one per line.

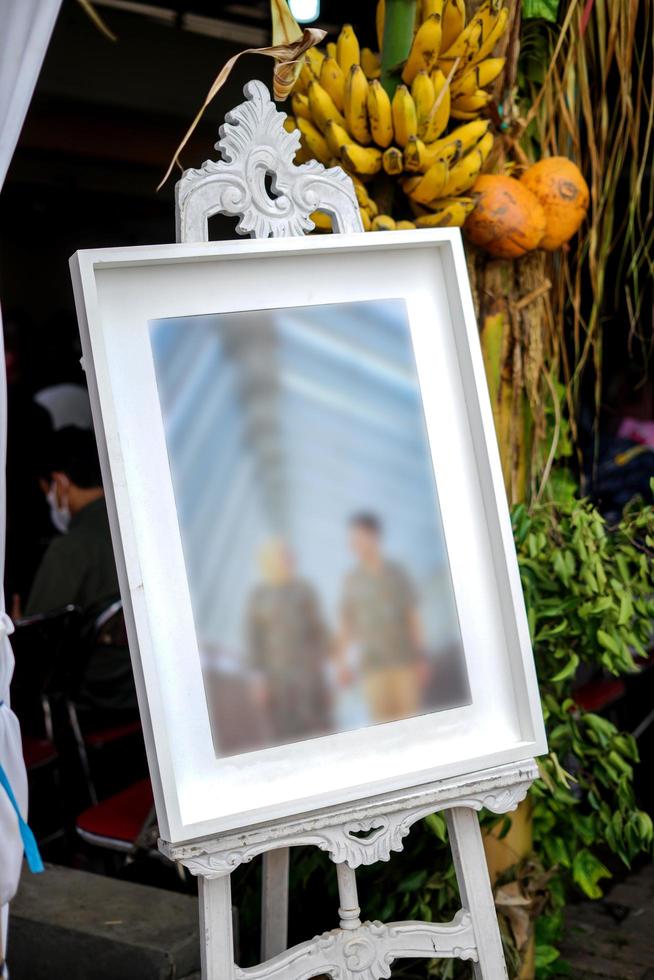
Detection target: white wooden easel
<box><xmin>159</xmin><ymin>80</ymin><xmax>537</xmax><ymax>980</ymax></box>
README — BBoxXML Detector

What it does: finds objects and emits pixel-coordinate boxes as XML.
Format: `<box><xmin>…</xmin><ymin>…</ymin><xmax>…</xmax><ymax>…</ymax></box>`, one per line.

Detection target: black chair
<box><xmin>10</xmin><ymin>604</ymin><xmax>81</xmax><ymax>742</ymax></box>
<box><xmin>10</xmin><ymin>605</ymin><xmax>81</xmax><ymax>848</ymax></box>
<box><xmin>64</xmin><ymin>598</ymin><xmax>145</xmax><ymax>804</ymax></box>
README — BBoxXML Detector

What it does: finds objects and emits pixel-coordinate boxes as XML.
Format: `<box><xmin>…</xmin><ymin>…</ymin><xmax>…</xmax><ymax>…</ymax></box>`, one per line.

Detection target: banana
<box><xmin>451</xmin><ymin>89</ymin><xmax>491</xmax><ymax>115</ymax></box>
<box><xmin>396</xmin><ymin>219</ymin><xmax>417</xmax><ymax>229</ymax></box>
<box><xmin>372</xmin><ymin>214</ymin><xmax>397</xmax><ymax>231</ymax></box>
<box><xmin>324</xmin><ymin>118</ymin><xmax>351</xmax><ymax>156</ymax></box>
<box><xmin>439</xmin><ymin>13</ymin><xmax>477</xmax><ymax>58</ymax></box>
<box><xmin>414</xmin><ymin>198</ymin><xmax>475</xmax><ymax>226</ymax></box>
<box><xmin>450</xmin><ymin>70</ymin><xmax>478</xmax><ymax>97</ymax></box>
<box><xmin>391</xmin><ymin>84</ymin><xmax>418</xmax><ymax>147</ymax></box>
<box><xmin>450</xmin><ymin>108</ymin><xmax>481</xmax><ymax>120</ymax></box>
<box><xmin>336</xmin><ymin>24</ymin><xmax>360</xmax><ymax>76</ymax></box>
<box><xmin>424</xmin><ymin>117</ymin><xmax>490</xmax><ymax>165</ymax></box>
<box><xmin>319</xmin><ymin>57</ymin><xmax>346</xmax><ymax>112</ymax></box>
<box><xmin>441</xmin><ymin>144</ymin><xmax>484</xmax><ymax>196</ymax></box>
<box><xmin>353</xmin><ymin>183</ymin><xmax>379</xmax><ymax>215</ymax></box>
<box><xmin>350</xmin><ymin>172</ymin><xmax>379</xmax><ymax>213</ymax></box>
<box><xmin>401</xmin><ymin>175</ymin><xmax>423</xmax><ymax>196</ymax></box>
<box><xmin>344</xmin><ymin>65</ymin><xmax>371</xmax><ymax>145</ymax></box>
<box><xmin>421</xmin><ymin>0</ymin><xmax>444</xmax><ymax>19</ymax></box>
<box><xmin>458</xmin><ymin>56</ymin><xmax>506</xmax><ymax>91</ymax></box>
<box><xmin>424</xmin><ymin>68</ymin><xmax>450</xmax><ymax>141</ymax></box>
<box><xmin>296</xmin><ymin>63</ymin><xmax>313</xmax><ymax>93</ymax></box>
<box><xmin>471</xmin><ymin>7</ymin><xmax>509</xmax><ymax>65</ymax></box>
<box><xmin>310</xmin><ymin>210</ymin><xmax>332</xmax><ymax>231</ymax></box>
<box><xmin>476</xmin><ymin>129</ymin><xmax>495</xmax><ymax>164</ymax></box>
<box><xmin>402</xmin><ymin>14</ymin><xmax>443</xmax><ymax>84</ymax></box>
<box><xmin>305</xmin><ymin>46</ymin><xmax>325</xmax><ymax>78</ymax></box>
<box><xmin>361</xmin><ymin>47</ymin><xmax>381</xmax><ymax>79</ymax></box>
<box><xmin>403</xmin><ymin>135</ymin><xmax>426</xmax><ymax>172</ymax></box>
<box><xmin>441</xmin><ymin>0</ymin><xmax>465</xmax><ymax>52</ymax></box>
<box><xmin>408</xmin><ymin>159</ymin><xmax>450</xmax><ymax>203</ymax></box>
<box><xmin>294</xmin><ymin>145</ymin><xmax>313</xmax><ymax>164</ymax></box>
<box><xmin>297</xmin><ymin>117</ymin><xmax>332</xmax><ymax>165</ymax></box>
<box><xmin>359</xmin><ymin>207</ymin><xmax>372</xmax><ymax>231</ymax></box>
<box><xmin>327</xmin><ymin>41</ymin><xmax>337</xmax><ymax>59</ymax></box>
<box><xmin>412</xmin><ymin>71</ymin><xmax>435</xmax><ymax>138</ymax></box>
<box><xmin>408</xmin><ymin>198</ymin><xmax>430</xmax><ymax>218</ymax></box>
<box><xmin>441</xmin><ymin>1</ymin><xmax>506</xmax><ymax>68</ymax></box>
<box><xmin>376</xmin><ymin>0</ymin><xmax>385</xmax><ymax>51</ymax></box>
<box><xmin>284</xmin><ymin>117</ymin><xmax>312</xmax><ymax>163</ymax></box>
<box><xmin>421</xmin><ymin>138</ymin><xmax>460</xmax><ymax>170</ymax></box>
<box><xmin>367</xmin><ymin>79</ymin><xmax>394</xmax><ymax>148</ymax></box>
<box><xmin>366</xmin><ymin>200</ymin><xmax>380</xmax><ymax>217</ymax></box>
<box><xmin>383</xmin><ymin>146</ymin><xmax>404</xmax><ymax>175</ymax></box>
<box><xmin>438</xmin><ymin>26</ymin><xmax>483</xmax><ymax>78</ymax></box>
<box><xmin>308</xmin><ymin>80</ymin><xmax>347</xmax><ymax>133</ymax></box>
<box><xmin>443</xmin><ymin>0</ymin><xmax>492</xmax><ymax>53</ymax></box>
<box><xmin>340</xmin><ymin>142</ymin><xmax>382</xmax><ymax>176</ymax></box>
<box><xmin>291</xmin><ymin>92</ymin><xmax>312</xmax><ymax>121</ymax></box>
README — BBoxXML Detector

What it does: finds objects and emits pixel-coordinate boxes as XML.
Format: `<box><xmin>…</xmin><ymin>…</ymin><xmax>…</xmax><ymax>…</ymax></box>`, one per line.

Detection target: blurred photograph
<box><xmin>150</xmin><ymin>299</ymin><xmax>470</xmax><ymax>755</ymax></box>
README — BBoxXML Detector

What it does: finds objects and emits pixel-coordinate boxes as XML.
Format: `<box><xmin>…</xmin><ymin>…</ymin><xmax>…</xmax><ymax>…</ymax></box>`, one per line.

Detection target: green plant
<box><xmin>513</xmin><ymin>484</ymin><xmax>654</xmax><ymax>975</ymax></box>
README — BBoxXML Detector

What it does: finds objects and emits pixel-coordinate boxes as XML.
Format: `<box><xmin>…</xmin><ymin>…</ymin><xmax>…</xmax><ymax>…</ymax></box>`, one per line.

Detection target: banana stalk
<box><xmin>380</xmin><ymin>0</ymin><xmax>419</xmax><ymax>98</ymax></box>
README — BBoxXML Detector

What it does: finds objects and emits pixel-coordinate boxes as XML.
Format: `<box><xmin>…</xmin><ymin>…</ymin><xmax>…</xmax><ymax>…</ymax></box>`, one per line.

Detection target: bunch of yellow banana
<box><xmin>286</xmin><ymin>0</ymin><xmax>508</xmax><ymax>229</ymax></box>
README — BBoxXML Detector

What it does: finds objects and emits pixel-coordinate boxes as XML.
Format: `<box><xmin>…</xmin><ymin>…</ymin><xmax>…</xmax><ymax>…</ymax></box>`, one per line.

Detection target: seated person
<box><xmin>25</xmin><ymin>426</ymin><xmax>137</xmax><ymax>722</ymax></box>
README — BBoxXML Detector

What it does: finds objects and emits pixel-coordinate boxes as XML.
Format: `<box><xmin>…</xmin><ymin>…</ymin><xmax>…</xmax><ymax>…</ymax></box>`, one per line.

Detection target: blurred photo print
<box><xmin>149</xmin><ymin>299</ymin><xmax>470</xmax><ymax>756</ymax></box>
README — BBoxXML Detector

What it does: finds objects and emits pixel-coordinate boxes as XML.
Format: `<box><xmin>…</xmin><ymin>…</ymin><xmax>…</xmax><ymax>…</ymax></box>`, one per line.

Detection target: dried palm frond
<box><xmin>518</xmin><ymin>0</ymin><xmax>654</xmax><ymax>472</ymax></box>
<box><xmin>76</xmin><ymin>0</ymin><xmax>117</xmax><ymax>41</ymax></box>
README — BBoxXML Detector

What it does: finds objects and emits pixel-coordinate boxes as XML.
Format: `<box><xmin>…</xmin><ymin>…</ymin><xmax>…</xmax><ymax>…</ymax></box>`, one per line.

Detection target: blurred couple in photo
<box><xmin>245</xmin><ymin>513</ymin><xmax>428</xmax><ymax>742</ymax></box>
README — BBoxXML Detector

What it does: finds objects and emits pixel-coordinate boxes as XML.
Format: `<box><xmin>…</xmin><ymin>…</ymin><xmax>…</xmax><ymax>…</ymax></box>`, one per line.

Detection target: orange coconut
<box><xmin>519</xmin><ymin>157</ymin><xmax>589</xmax><ymax>251</ymax></box>
<box><xmin>464</xmin><ymin>174</ymin><xmax>546</xmax><ymax>259</ymax></box>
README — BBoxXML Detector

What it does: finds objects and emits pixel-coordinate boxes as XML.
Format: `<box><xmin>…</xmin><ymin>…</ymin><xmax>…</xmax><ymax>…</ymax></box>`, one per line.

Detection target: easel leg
<box><xmin>199</xmin><ymin>874</ymin><xmax>234</xmax><ymax>980</ymax></box>
<box><xmin>261</xmin><ymin>847</ymin><xmax>290</xmax><ymax>959</ymax></box>
<box><xmin>335</xmin><ymin>862</ymin><xmax>361</xmax><ymax>930</ymax></box>
<box><xmin>446</xmin><ymin>807</ymin><xmax>508</xmax><ymax>980</ymax></box>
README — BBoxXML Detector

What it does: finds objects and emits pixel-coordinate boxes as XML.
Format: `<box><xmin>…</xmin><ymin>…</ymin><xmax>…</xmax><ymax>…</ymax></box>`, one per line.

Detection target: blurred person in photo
<box><xmin>336</xmin><ymin>513</ymin><xmax>426</xmax><ymax>724</ymax></box>
<box><xmin>246</xmin><ymin>539</ymin><xmax>332</xmax><ymax>743</ymax></box>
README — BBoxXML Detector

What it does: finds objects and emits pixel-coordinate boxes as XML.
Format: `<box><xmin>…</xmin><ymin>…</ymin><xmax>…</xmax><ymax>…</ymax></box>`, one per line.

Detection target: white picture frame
<box><xmin>69</xmin><ymin>229</ymin><xmax>546</xmax><ymax>845</ymax></box>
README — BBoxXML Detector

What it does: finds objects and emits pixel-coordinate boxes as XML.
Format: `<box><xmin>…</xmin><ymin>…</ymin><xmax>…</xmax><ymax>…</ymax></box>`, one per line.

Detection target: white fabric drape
<box><xmin>0</xmin><ymin>0</ymin><xmax>62</xmax><ymax>961</ymax></box>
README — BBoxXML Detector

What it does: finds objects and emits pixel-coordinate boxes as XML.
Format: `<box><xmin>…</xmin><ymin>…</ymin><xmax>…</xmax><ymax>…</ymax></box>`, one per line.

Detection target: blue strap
<box><xmin>0</xmin><ymin>703</ymin><xmax>44</xmax><ymax>874</ymax></box>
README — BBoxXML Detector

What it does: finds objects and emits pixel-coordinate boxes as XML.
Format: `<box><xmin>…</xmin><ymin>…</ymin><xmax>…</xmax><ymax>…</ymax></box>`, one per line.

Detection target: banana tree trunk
<box><xmin>380</xmin><ymin>0</ymin><xmax>418</xmax><ymax>96</ymax></box>
<box><xmin>468</xmin><ymin>250</ymin><xmax>552</xmax><ymax>980</ymax></box>
<box><xmin>467</xmin><ymin>250</ymin><xmax>552</xmax><ymax>507</ymax></box>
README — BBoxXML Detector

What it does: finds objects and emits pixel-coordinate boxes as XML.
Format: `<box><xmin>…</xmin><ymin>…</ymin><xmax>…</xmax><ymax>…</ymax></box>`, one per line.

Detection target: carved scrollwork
<box><xmin>233</xmin><ymin>911</ymin><xmax>477</xmax><ymax>980</ymax></box>
<box><xmin>175</xmin><ymin>79</ymin><xmax>363</xmax><ymax>243</ymax></box>
<box><xmin>163</xmin><ymin>761</ymin><xmax>538</xmax><ymax>875</ymax></box>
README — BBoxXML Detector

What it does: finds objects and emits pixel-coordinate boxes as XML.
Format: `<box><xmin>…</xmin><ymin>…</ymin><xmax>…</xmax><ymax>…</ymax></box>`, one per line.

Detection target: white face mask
<box><xmin>47</xmin><ymin>482</ymin><xmax>71</xmax><ymax>534</ymax></box>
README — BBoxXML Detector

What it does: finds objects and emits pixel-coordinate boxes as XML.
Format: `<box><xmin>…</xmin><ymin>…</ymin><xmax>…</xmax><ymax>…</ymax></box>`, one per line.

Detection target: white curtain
<box><xmin>0</xmin><ymin>0</ymin><xmax>62</xmax><ymax>963</ymax></box>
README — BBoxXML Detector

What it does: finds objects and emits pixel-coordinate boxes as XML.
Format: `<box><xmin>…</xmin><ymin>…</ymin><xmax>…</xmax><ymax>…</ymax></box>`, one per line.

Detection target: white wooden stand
<box><xmin>159</xmin><ymin>79</ymin><xmax>537</xmax><ymax>980</ymax></box>
<box><xmin>160</xmin><ymin>760</ymin><xmax>537</xmax><ymax>979</ymax></box>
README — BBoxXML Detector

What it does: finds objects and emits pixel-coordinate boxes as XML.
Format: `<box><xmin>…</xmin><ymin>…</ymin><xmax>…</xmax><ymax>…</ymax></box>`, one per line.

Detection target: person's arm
<box><xmin>246</xmin><ymin>591</ymin><xmax>269</xmax><ymax>706</ymax></box>
<box><xmin>399</xmin><ymin>568</ymin><xmax>430</xmax><ymax>682</ymax></box>
<box><xmin>25</xmin><ymin>538</ymin><xmax>80</xmax><ymax>617</ymax></box>
<box><xmin>304</xmin><ymin>584</ymin><xmax>329</xmax><ymax>656</ymax></box>
<box><xmin>397</xmin><ymin>565</ymin><xmax>423</xmax><ymax>654</ymax></box>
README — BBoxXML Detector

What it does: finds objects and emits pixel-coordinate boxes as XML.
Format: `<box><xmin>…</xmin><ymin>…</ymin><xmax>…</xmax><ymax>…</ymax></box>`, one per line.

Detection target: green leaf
<box><xmin>398</xmin><ymin>869</ymin><xmax>428</xmax><ymax>892</ymax></box>
<box><xmin>572</xmin><ymin>849</ymin><xmax>611</xmax><ymax>898</ymax></box>
<box><xmin>597</xmin><ymin>629</ymin><xmax>620</xmax><ymax>656</ymax></box>
<box><xmin>551</xmin><ymin>653</ymin><xmax>579</xmax><ymax>682</ymax></box>
<box><xmin>424</xmin><ymin>812</ymin><xmax>448</xmax><ymax>842</ymax></box>
<box><xmin>535</xmin><ymin>944</ymin><xmax>561</xmax><ymax>968</ymax></box>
